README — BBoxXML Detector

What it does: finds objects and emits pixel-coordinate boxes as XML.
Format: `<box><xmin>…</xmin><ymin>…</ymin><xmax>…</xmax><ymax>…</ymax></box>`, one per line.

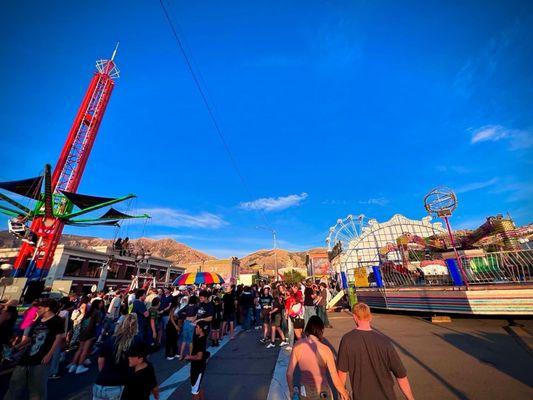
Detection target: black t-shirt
<box><xmin>213</xmin><ymin>303</ymin><xmax>223</xmax><ymax>322</ymax></box>
<box><xmin>239</xmin><ymin>291</ymin><xmax>254</xmax><ymax>309</ymax></box>
<box><xmin>222</xmin><ymin>293</ymin><xmax>235</xmax><ymax>313</ymax></box>
<box><xmin>271</xmin><ymin>298</ymin><xmax>283</xmax><ymax>316</ymax></box>
<box><xmin>132</xmin><ymin>299</ymin><xmax>147</xmax><ymax>329</ymax></box>
<box><xmin>0</xmin><ymin>306</ymin><xmax>18</xmax><ymax>344</ymax></box>
<box><xmin>337</xmin><ymin>329</ymin><xmax>407</xmax><ymax>400</ymax></box>
<box><xmin>123</xmin><ymin>361</ymin><xmax>158</xmax><ymax>400</ymax></box>
<box><xmin>191</xmin><ymin>334</ymin><xmax>208</xmax><ymax>376</ymax></box>
<box><xmin>259</xmin><ymin>294</ymin><xmax>274</xmax><ymax>309</ymax></box>
<box><xmin>95</xmin><ymin>335</ymin><xmax>140</xmax><ymax>386</ymax></box>
<box><xmin>304</xmin><ymin>287</ymin><xmax>315</xmax><ymax>306</ymax></box>
<box><xmin>20</xmin><ymin>315</ymin><xmax>64</xmax><ymax>366</ymax></box>
<box><xmin>196</xmin><ymin>301</ymin><xmax>214</xmax><ymax>320</ymax></box>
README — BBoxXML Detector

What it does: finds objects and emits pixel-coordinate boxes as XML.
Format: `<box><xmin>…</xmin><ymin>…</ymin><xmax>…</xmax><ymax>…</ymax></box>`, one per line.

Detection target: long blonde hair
<box><xmin>113</xmin><ymin>313</ymin><xmax>138</xmax><ymax>363</ymax></box>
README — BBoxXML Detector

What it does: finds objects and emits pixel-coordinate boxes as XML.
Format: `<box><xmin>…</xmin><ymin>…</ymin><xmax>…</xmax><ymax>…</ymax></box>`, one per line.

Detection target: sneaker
<box><xmin>259</xmin><ymin>338</ymin><xmax>267</xmax><ymax>343</ymax></box>
<box><xmin>75</xmin><ymin>365</ymin><xmax>89</xmax><ymax>374</ymax></box>
<box><xmin>67</xmin><ymin>364</ymin><xmax>77</xmax><ymax>373</ymax></box>
<box><xmin>48</xmin><ymin>374</ymin><xmax>61</xmax><ymax>380</ymax></box>
<box><xmin>254</xmin><ymin>326</ymin><xmax>261</xmax><ymax>330</ymax></box>
<box><xmin>279</xmin><ymin>341</ymin><xmax>288</xmax><ymax>347</ymax></box>
<box><xmin>266</xmin><ymin>342</ymin><xmax>276</xmax><ymax>349</ymax></box>
<box><xmin>83</xmin><ymin>359</ymin><xmax>91</xmax><ymax>366</ymax></box>
<box><xmin>166</xmin><ymin>356</ymin><xmax>175</xmax><ymax>360</ymax></box>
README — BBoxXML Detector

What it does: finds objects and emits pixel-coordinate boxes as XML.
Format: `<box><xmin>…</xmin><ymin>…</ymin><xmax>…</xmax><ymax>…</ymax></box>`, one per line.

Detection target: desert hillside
<box><xmin>0</xmin><ymin>231</ymin><xmax>324</xmax><ymax>270</ymax></box>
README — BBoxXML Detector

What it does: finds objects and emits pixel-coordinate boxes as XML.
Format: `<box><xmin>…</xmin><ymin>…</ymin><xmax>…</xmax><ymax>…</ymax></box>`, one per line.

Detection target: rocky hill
<box><xmin>0</xmin><ymin>231</ymin><xmax>215</xmax><ymax>265</ymax></box>
<box><xmin>239</xmin><ymin>247</ymin><xmax>326</xmax><ymax>274</ymax></box>
<box><xmin>0</xmin><ymin>231</ymin><xmax>324</xmax><ymax>270</ymax></box>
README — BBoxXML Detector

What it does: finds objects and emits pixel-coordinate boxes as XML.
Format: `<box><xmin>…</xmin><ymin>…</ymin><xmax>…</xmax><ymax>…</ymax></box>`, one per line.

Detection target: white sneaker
<box><xmin>266</xmin><ymin>343</ymin><xmax>275</xmax><ymax>349</ymax></box>
<box><xmin>166</xmin><ymin>356</ymin><xmax>175</xmax><ymax>360</ymax></box>
<box><xmin>279</xmin><ymin>341</ymin><xmax>288</xmax><ymax>347</ymax></box>
<box><xmin>83</xmin><ymin>359</ymin><xmax>91</xmax><ymax>366</ymax></box>
<box><xmin>75</xmin><ymin>365</ymin><xmax>89</xmax><ymax>374</ymax></box>
<box><xmin>67</xmin><ymin>364</ymin><xmax>77</xmax><ymax>373</ymax></box>
<box><xmin>254</xmin><ymin>326</ymin><xmax>261</xmax><ymax>330</ymax></box>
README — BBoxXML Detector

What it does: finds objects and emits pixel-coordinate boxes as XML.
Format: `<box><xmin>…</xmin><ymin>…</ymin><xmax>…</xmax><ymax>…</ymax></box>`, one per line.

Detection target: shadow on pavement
<box><xmin>373</xmin><ymin>327</ymin><xmax>470</xmax><ymax>400</ymax></box>
<box><xmin>437</xmin><ymin>331</ymin><xmax>533</xmax><ymax>389</ymax></box>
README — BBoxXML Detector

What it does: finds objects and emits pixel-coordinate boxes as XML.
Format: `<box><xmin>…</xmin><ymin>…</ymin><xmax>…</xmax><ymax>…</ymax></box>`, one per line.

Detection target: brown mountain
<box><xmin>239</xmin><ymin>247</ymin><xmax>326</xmax><ymax>274</ymax></box>
<box><xmin>0</xmin><ymin>231</ymin><xmax>324</xmax><ymax>270</ymax></box>
<box><xmin>0</xmin><ymin>231</ymin><xmax>214</xmax><ymax>265</ymax></box>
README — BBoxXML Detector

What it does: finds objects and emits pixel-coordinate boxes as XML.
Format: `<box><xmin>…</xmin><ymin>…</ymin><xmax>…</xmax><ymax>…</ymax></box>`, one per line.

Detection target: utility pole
<box><xmin>257</xmin><ymin>226</ymin><xmax>278</xmax><ymax>281</ymax></box>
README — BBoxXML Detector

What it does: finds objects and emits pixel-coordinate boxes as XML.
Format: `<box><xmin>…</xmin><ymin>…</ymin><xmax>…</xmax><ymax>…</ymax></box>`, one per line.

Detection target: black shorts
<box><xmin>271</xmin><ymin>313</ymin><xmax>282</xmax><ymax>327</ymax></box>
<box><xmin>261</xmin><ymin>309</ymin><xmax>271</xmax><ymax>323</ymax></box>
<box><xmin>291</xmin><ymin>316</ymin><xmax>304</xmax><ymax>329</ymax></box>
<box><xmin>223</xmin><ymin>311</ymin><xmax>235</xmax><ymax>322</ymax></box>
<box><xmin>190</xmin><ymin>366</ymin><xmax>206</xmax><ymax>395</ymax></box>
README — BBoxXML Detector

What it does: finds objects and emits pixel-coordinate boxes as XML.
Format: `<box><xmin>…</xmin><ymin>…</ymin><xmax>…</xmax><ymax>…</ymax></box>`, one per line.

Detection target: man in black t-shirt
<box><xmin>5</xmin><ymin>298</ymin><xmax>65</xmax><ymax>400</ymax></box>
<box><xmin>196</xmin><ymin>290</ymin><xmax>214</xmax><ymax>325</ymax></box>
<box><xmin>124</xmin><ymin>342</ymin><xmax>159</xmax><ymax>400</ymax></box>
<box><xmin>187</xmin><ymin>323</ymin><xmax>210</xmax><ymax>400</ymax></box>
<box><xmin>239</xmin><ymin>286</ymin><xmax>254</xmax><ymax>331</ymax></box>
<box><xmin>258</xmin><ymin>286</ymin><xmax>274</xmax><ymax>344</ymax></box>
<box><xmin>337</xmin><ymin>303</ymin><xmax>414</xmax><ymax>400</ymax></box>
<box><xmin>303</xmin><ymin>279</ymin><xmax>317</xmax><ymax>326</ymax></box>
<box><xmin>221</xmin><ymin>286</ymin><xmax>236</xmax><ymax>340</ymax></box>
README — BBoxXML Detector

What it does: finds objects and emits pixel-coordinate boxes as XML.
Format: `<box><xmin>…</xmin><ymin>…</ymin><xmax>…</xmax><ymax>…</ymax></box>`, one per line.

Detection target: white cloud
<box><xmin>137</xmin><ymin>208</ymin><xmax>227</xmax><ymax>229</ymax></box>
<box><xmin>240</xmin><ymin>193</ymin><xmax>308</xmax><ymax>212</ymax></box>
<box><xmin>455</xmin><ymin>178</ymin><xmax>498</xmax><ymax>194</ymax></box>
<box><xmin>359</xmin><ymin>197</ymin><xmax>389</xmax><ymax>206</ymax></box>
<box><xmin>470</xmin><ymin>125</ymin><xmax>532</xmax><ymax>149</ymax></box>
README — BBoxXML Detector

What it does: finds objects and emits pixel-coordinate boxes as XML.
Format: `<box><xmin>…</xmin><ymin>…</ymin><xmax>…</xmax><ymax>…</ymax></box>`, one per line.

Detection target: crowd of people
<box><xmin>0</xmin><ymin>278</ymin><xmax>413</xmax><ymax>400</ymax></box>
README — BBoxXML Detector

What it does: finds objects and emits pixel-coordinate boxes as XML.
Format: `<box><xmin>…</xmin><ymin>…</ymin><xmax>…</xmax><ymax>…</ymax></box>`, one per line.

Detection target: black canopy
<box><xmin>0</xmin><ymin>176</ymin><xmax>43</xmax><ymax>200</ymax></box>
<box><xmin>99</xmin><ymin>208</ymin><xmax>136</xmax><ymax>220</ymax></box>
<box><xmin>61</xmin><ymin>191</ymin><xmax>116</xmax><ymax>210</ymax></box>
<box><xmin>68</xmin><ymin>219</ymin><xmax>120</xmax><ymax>227</ymax></box>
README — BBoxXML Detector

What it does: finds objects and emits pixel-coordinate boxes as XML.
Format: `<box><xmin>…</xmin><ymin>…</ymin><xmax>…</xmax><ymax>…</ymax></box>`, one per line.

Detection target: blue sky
<box><xmin>1</xmin><ymin>1</ymin><xmax>532</xmax><ymax>258</ymax></box>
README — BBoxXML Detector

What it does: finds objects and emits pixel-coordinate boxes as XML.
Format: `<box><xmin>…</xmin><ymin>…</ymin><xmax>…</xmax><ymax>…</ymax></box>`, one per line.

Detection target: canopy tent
<box><xmin>60</xmin><ymin>191</ymin><xmax>116</xmax><ymax>210</ymax></box>
<box><xmin>0</xmin><ymin>173</ymin><xmax>149</xmax><ymax>225</ymax></box>
<box><xmin>0</xmin><ymin>176</ymin><xmax>43</xmax><ymax>200</ymax></box>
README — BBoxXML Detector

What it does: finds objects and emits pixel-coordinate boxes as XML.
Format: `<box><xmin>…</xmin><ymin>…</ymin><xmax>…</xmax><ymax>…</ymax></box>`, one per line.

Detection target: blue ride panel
<box><xmin>445</xmin><ymin>258</ymin><xmax>464</xmax><ymax>286</ymax></box>
<box><xmin>372</xmin><ymin>266</ymin><xmax>384</xmax><ymax>288</ymax></box>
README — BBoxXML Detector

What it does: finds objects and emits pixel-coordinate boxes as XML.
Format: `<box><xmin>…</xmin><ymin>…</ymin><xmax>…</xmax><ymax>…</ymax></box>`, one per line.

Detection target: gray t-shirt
<box><xmin>337</xmin><ymin>329</ymin><xmax>406</xmax><ymax>400</ymax></box>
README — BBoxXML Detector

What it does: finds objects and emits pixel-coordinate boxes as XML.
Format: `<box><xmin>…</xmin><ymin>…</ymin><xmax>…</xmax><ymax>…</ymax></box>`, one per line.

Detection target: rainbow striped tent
<box><xmin>172</xmin><ymin>272</ymin><xmax>225</xmax><ymax>286</ymax></box>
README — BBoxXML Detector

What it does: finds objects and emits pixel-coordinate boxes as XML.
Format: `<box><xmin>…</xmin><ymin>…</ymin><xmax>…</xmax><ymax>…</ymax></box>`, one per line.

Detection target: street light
<box><xmin>256</xmin><ymin>226</ymin><xmax>278</xmax><ymax>281</ymax></box>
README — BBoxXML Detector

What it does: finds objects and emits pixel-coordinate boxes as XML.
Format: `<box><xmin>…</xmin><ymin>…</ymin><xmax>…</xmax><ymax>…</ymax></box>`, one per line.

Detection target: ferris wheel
<box><xmin>326</xmin><ymin>214</ymin><xmax>372</xmax><ymax>253</ymax></box>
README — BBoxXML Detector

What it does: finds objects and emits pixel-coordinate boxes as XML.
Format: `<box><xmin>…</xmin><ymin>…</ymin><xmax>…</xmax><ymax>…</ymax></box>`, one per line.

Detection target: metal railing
<box><xmin>461</xmin><ymin>249</ymin><xmax>533</xmax><ymax>284</ymax></box>
<box><xmin>347</xmin><ymin>249</ymin><xmax>533</xmax><ymax>288</ymax></box>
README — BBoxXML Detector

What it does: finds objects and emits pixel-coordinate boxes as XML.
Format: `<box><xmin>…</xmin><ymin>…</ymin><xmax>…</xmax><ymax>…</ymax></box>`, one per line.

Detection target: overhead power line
<box><xmin>158</xmin><ymin>0</ymin><xmax>275</xmax><ymax>232</ymax></box>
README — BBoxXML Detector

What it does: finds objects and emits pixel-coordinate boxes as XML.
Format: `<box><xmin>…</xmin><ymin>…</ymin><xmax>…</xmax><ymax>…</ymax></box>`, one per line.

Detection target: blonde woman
<box><xmin>92</xmin><ymin>314</ymin><xmax>139</xmax><ymax>400</ymax></box>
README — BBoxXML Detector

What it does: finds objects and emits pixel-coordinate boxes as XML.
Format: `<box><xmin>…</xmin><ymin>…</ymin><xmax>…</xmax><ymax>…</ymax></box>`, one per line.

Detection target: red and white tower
<box><xmin>14</xmin><ymin>45</ymin><xmax>120</xmax><ymax>275</ymax></box>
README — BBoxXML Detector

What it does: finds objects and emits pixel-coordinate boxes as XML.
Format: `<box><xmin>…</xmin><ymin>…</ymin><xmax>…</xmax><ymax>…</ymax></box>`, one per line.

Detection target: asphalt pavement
<box><xmin>1</xmin><ymin>312</ymin><xmax>532</xmax><ymax>399</ymax></box>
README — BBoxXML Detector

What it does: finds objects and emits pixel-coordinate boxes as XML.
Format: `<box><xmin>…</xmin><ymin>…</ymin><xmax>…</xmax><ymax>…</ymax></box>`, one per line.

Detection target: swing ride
<box><xmin>326</xmin><ymin>189</ymin><xmax>533</xmax><ymax>315</ymax></box>
<box><xmin>0</xmin><ymin>45</ymin><xmax>150</xmax><ymax>282</ymax></box>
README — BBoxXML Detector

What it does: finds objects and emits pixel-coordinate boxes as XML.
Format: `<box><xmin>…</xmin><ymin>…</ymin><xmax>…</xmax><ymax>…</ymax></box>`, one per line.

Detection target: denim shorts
<box><xmin>182</xmin><ymin>320</ymin><xmax>195</xmax><ymax>344</ymax></box>
<box><xmin>92</xmin><ymin>384</ymin><xmax>124</xmax><ymax>400</ymax></box>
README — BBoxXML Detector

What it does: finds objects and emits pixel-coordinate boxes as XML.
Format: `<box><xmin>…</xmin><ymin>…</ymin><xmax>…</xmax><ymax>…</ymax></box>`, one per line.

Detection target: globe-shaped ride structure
<box><xmin>423</xmin><ymin>186</ymin><xmax>457</xmax><ymax>217</ymax></box>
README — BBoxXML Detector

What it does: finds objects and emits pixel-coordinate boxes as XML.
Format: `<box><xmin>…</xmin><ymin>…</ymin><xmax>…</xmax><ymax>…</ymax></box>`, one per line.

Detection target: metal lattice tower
<box><xmin>14</xmin><ymin>45</ymin><xmax>120</xmax><ymax>274</ymax></box>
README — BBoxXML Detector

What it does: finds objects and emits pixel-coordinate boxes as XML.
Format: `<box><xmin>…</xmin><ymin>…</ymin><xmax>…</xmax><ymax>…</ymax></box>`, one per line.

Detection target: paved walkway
<box><xmin>1</xmin><ymin>312</ymin><xmax>532</xmax><ymax>399</ymax></box>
